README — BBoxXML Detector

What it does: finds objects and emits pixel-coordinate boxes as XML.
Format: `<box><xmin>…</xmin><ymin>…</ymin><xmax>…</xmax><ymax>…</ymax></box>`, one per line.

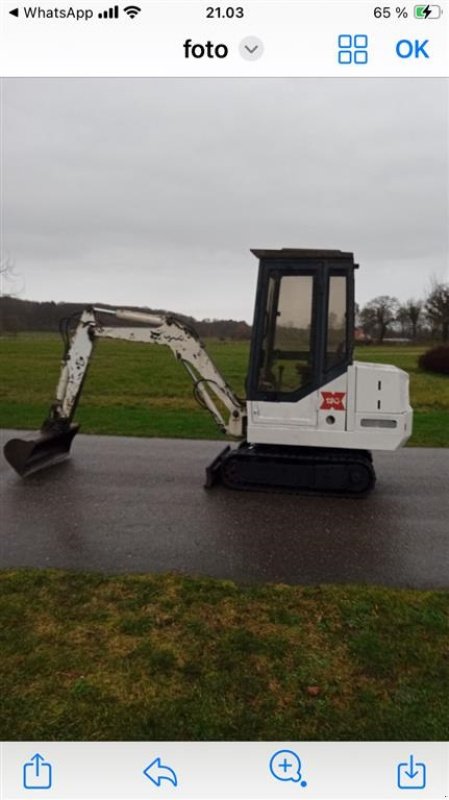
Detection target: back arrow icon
<box><xmin>143</xmin><ymin>758</ymin><xmax>178</xmax><ymax>787</ymax></box>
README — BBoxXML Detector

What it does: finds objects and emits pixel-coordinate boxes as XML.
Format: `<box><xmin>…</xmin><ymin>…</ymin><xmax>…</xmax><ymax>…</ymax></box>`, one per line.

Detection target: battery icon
<box><xmin>414</xmin><ymin>5</ymin><xmax>442</xmax><ymax>17</ymax></box>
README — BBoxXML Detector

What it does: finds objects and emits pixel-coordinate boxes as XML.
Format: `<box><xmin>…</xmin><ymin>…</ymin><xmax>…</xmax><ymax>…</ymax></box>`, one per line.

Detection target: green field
<box><xmin>0</xmin><ymin>334</ymin><xmax>448</xmax><ymax>445</ymax></box>
<box><xmin>1</xmin><ymin>570</ymin><xmax>448</xmax><ymax>741</ymax></box>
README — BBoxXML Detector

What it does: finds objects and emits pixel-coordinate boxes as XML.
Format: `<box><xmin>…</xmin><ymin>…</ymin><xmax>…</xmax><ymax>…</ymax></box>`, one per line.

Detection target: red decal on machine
<box><xmin>320</xmin><ymin>391</ymin><xmax>346</xmax><ymax>411</ymax></box>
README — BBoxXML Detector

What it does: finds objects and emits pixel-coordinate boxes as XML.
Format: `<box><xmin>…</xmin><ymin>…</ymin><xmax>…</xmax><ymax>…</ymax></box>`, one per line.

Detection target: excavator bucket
<box><xmin>3</xmin><ymin>423</ymin><xmax>80</xmax><ymax>477</ymax></box>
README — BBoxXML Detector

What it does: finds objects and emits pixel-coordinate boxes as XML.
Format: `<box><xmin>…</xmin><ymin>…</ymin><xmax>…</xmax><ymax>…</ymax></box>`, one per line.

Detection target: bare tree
<box><xmin>397</xmin><ymin>299</ymin><xmax>423</xmax><ymax>340</ymax></box>
<box><xmin>406</xmin><ymin>300</ymin><xmax>423</xmax><ymax>340</ymax></box>
<box><xmin>0</xmin><ymin>257</ymin><xmax>24</xmax><ymax>334</ymax></box>
<box><xmin>396</xmin><ymin>305</ymin><xmax>410</xmax><ymax>338</ymax></box>
<box><xmin>0</xmin><ymin>256</ymin><xmax>23</xmax><ymax>298</ymax></box>
<box><xmin>425</xmin><ymin>283</ymin><xmax>449</xmax><ymax>342</ymax></box>
<box><xmin>360</xmin><ymin>296</ymin><xmax>399</xmax><ymax>343</ymax></box>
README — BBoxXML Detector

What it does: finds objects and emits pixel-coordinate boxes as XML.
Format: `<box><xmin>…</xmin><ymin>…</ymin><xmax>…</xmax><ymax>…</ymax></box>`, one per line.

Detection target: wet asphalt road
<box><xmin>1</xmin><ymin>430</ymin><xmax>448</xmax><ymax>588</ymax></box>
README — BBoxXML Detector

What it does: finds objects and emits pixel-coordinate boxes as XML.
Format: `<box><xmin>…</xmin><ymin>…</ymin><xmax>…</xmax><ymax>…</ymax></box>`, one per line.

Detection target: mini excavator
<box><xmin>4</xmin><ymin>249</ymin><xmax>413</xmax><ymax>495</ymax></box>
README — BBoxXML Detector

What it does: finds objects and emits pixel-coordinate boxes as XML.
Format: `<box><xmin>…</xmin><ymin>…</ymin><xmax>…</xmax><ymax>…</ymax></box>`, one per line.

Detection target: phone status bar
<box><xmin>1</xmin><ymin>3</ymin><xmax>448</xmax><ymax>79</ymax></box>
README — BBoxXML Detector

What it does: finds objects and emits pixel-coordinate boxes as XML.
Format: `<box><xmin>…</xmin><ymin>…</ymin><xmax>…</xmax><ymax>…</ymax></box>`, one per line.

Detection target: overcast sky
<box><xmin>2</xmin><ymin>78</ymin><xmax>448</xmax><ymax>321</ymax></box>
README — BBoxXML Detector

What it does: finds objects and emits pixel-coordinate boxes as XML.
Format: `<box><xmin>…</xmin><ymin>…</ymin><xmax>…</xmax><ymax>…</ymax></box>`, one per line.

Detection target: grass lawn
<box><xmin>1</xmin><ymin>570</ymin><xmax>448</xmax><ymax>741</ymax></box>
<box><xmin>0</xmin><ymin>334</ymin><xmax>448</xmax><ymax>445</ymax></box>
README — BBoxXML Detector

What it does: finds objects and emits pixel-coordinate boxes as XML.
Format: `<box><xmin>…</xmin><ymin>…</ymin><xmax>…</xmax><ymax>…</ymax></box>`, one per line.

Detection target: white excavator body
<box><xmin>247</xmin><ymin>362</ymin><xmax>412</xmax><ymax>450</ymax></box>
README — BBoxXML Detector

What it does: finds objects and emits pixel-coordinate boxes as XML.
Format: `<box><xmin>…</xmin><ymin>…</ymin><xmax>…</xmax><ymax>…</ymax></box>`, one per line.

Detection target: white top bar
<box><xmin>0</xmin><ymin>1</ymin><xmax>448</xmax><ymax>77</ymax></box>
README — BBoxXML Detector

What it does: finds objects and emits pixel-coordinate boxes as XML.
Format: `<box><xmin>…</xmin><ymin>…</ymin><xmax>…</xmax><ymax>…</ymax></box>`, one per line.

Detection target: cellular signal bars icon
<box><xmin>98</xmin><ymin>5</ymin><xmax>119</xmax><ymax>18</ymax></box>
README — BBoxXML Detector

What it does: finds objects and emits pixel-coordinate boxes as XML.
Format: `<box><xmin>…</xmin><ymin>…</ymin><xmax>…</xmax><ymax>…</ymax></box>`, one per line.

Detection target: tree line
<box><xmin>358</xmin><ymin>282</ymin><xmax>449</xmax><ymax>343</ymax></box>
<box><xmin>1</xmin><ymin>282</ymin><xmax>448</xmax><ymax>344</ymax></box>
<box><xmin>0</xmin><ymin>297</ymin><xmax>252</xmax><ymax>340</ymax></box>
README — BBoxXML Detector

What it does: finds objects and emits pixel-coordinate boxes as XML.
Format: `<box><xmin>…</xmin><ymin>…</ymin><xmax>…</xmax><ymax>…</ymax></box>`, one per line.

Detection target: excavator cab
<box><xmin>247</xmin><ymin>249</ymin><xmax>356</xmax><ymax>403</ymax></box>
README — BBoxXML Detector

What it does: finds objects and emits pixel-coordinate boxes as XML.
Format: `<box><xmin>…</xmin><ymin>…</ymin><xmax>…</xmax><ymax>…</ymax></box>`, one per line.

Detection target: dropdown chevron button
<box><xmin>239</xmin><ymin>36</ymin><xmax>264</xmax><ymax>60</ymax></box>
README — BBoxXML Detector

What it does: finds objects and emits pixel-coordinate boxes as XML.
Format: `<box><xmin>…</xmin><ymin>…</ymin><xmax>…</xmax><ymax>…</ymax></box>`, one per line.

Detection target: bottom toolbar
<box><xmin>1</xmin><ymin>742</ymin><xmax>448</xmax><ymax>799</ymax></box>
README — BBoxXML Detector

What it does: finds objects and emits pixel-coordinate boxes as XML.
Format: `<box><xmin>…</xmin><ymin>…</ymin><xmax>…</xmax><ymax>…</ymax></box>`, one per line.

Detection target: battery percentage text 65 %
<box><xmin>374</xmin><ymin>6</ymin><xmax>409</xmax><ymax>17</ymax></box>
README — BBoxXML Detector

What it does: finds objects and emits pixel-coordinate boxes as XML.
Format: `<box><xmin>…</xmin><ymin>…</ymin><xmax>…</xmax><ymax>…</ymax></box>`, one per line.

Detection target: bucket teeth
<box><xmin>3</xmin><ymin>423</ymin><xmax>79</xmax><ymax>477</ymax></box>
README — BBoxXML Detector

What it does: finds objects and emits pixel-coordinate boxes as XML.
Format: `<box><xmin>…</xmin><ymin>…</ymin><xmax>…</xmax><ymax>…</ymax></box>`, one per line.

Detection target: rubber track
<box><xmin>219</xmin><ymin>444</ymin><xmax>376</xmax><ymax>497</ymax></box>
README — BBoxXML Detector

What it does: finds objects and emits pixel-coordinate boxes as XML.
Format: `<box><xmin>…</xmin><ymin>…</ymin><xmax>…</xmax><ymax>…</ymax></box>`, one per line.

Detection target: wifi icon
<box><xmin>124</xmin><ymin>5</ymin><xmax>141</xmax><ymax>18</ymax></box>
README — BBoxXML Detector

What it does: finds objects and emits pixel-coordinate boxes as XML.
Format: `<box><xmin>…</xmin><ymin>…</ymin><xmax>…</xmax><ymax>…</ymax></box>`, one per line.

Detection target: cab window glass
<box><xmin>326</xmin><ymin>275</ymin><xmax>347</xmax><ymax>370</ymax></box>
<box><xmin>258</xmin><ymin>274</ymin><xmax>314</xmax><ymax>393</ymax></box>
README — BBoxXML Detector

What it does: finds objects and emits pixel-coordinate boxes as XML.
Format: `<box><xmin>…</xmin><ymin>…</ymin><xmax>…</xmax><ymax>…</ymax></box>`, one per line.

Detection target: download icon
<box><xmin>397</xmin><ymin>755</ymin><xmax>426</xmax><ymax>790</ymax></box>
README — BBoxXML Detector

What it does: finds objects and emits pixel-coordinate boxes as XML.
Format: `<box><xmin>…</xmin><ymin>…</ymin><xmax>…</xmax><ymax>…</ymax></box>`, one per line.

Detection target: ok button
<box><xmin>396</xmin><ymin>38</ymin><xmax>430</xmax><ymax>58</ymax></box>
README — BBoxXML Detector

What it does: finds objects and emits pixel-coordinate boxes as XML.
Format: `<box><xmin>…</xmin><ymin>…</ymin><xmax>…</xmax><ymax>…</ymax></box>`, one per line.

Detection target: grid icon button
<box><xmin>337</xmin><ymin>34</ymin><xmax>369</xmax><ymax>65</ymax></box>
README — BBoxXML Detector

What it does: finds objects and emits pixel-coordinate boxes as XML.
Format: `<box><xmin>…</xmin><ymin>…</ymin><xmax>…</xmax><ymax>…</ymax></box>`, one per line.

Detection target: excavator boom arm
<box><xmin>3</xmin><ymin>306</ymin><xmax>245</xmax><ymax>477</ymax></box>
<box><xmin>55</xmin><ymin>306</ymin><xmax>245</xmax><ymax>436</ymax></box>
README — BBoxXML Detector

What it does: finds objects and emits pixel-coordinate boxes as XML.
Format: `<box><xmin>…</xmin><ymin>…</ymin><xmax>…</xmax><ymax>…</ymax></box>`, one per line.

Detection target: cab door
<box><xmin>249</xmin><ymin>270</ymin><xmax>317</xmax><ymax>427</ymax></box>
